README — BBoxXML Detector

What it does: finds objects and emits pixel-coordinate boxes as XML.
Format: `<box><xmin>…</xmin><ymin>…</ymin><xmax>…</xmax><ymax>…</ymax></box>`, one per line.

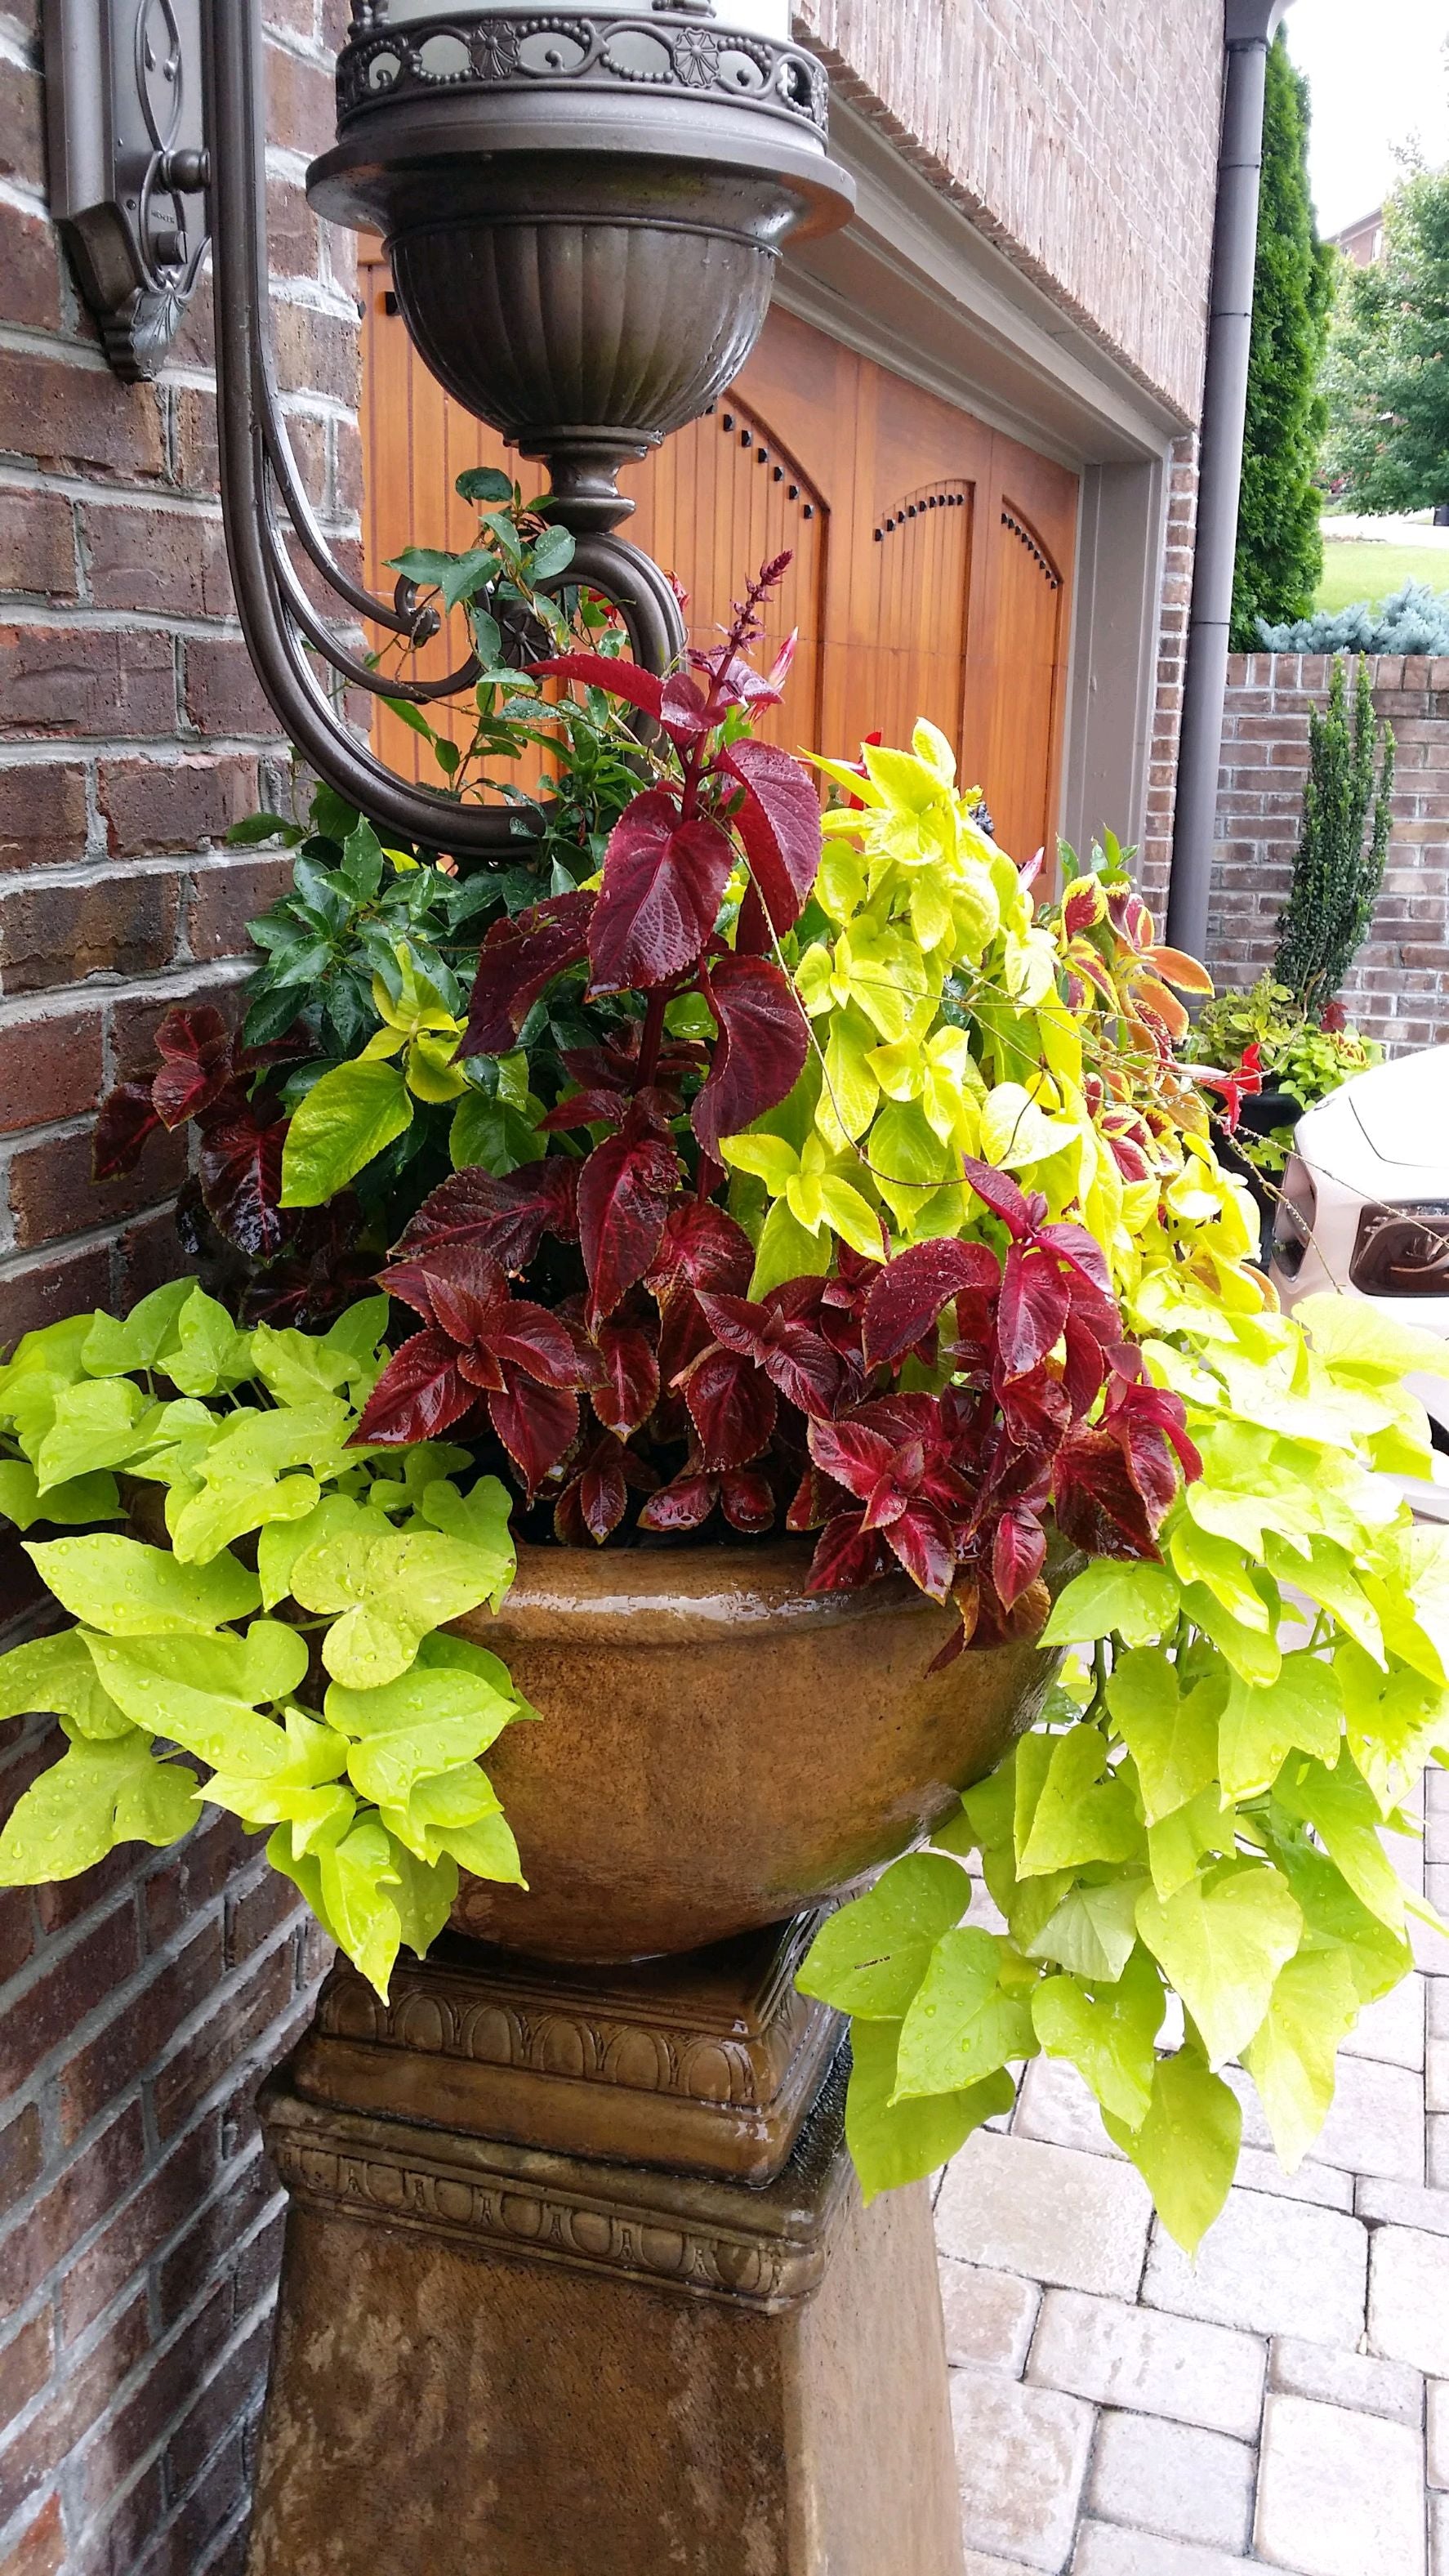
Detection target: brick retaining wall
<box><xmin>1209</xmin><ymin>654</ymin><xmax>1449</xmax><ymax>1051</ymax></box>
<box><xmin>0</xmin><ymin>3</ymin><xmax>356</xmax><ymax>2569</ymax></box>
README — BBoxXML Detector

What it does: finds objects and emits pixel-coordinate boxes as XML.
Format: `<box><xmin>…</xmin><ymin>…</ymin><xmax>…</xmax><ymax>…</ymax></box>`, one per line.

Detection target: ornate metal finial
<box><xmin>43</xmin><ymin>0</ymin><xmax>212</xmax><ymax>382</ymax></box>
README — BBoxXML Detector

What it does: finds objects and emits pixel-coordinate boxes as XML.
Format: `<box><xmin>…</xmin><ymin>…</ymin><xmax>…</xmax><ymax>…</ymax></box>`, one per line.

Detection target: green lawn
<box><xmin>1315</xmin><ymin>539</ymin><xmax>1449</xmax><ymax>615</ymax></box>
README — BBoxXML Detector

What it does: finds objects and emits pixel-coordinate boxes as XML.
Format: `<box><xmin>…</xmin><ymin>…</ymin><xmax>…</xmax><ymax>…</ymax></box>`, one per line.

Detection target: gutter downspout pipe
<box><xmin>1166</xmin><ymin>0</ymin><xmax>1292</xmax><ymax>958</ymax></box>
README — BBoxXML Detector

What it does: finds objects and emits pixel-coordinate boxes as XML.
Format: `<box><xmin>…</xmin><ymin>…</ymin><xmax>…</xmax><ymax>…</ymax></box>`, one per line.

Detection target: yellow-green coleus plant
<box><xmin>726</xmin><ymin>722</ymin><xmax>1249</xmax><ymax>1319</ymax></box>
<box><xmin>0</xmin><ymin>1278</ymin><xmax>528</xmax><ymax>1999</ymax></box>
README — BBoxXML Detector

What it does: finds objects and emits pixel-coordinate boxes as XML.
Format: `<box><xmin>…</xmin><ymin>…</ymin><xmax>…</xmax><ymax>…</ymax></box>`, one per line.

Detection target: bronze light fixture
<box><xmin>42</xmin><ymin>0</ymin><xmax>854</xmax><ymax>858</ymax></box>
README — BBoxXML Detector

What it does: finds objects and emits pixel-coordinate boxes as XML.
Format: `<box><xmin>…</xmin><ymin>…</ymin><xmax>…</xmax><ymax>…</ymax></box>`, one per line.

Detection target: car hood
<box><xmin>1297</xmin><ymin>1045</ymin><xmax>1449</xmax><ymax>1183</ymax></box>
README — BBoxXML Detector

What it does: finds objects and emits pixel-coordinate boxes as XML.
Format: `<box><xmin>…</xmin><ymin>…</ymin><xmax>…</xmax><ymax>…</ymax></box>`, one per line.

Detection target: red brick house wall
<box><xmin>0</xmin><ymin>2</ymin><xmax>359</xmax><ymax>2568</ymax></box>
<box><xmin>1208</xmin><ymin>654</ymin><xmax>1449</xmax><ymax>1049</ymax></box>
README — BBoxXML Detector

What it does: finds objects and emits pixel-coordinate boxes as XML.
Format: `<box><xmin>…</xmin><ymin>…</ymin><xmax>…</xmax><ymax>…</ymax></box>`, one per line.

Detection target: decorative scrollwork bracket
<box><xmin>42</xmin><ymin>0</ymin><xmax>211</xmax><ymax>381</ymax></box>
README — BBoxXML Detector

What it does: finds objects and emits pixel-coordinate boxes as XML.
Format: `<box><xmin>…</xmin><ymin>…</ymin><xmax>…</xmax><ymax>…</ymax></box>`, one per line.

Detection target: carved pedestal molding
<box><xmin>247</xmin><ymin>1920</ymin><xmax>966</xmax><ymax>2576</ymax></box>
<box><xmin>294</xmin><ymin>1913</ymin><xmax>842</xmax><ymax>2180</ymax></box>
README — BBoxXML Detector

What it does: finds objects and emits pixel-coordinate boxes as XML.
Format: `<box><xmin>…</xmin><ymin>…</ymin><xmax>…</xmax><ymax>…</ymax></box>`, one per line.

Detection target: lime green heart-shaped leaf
<box><xmin>798</xmin><ymin>1854</ymin><xmax>970</xmax><ymax>2020</ymax></box>
<box><xmin>26</xmin><ymin>1535</ymin><xmax>261</xmax><ymax>1635</ymax></box>
<box><xmin>1135</xmin><ymin>1862</ymin><xmax>1304</xmax><ymax>2069</ymax></box>
<box><xmin>845</xmin><ymin>2019</ymin><xmax>1015</xmax><ymax>2203</ymax></box>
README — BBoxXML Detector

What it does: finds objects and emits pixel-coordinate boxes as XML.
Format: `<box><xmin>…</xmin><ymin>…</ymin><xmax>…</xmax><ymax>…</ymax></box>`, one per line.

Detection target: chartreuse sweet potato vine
<box><xmin>785</xmin><ymin>724</ymin><xmax>1449</xmax><ymax>2250</ymax></box>
<box><xmin>0</xmin><ymin>1279</ymin><xmax>529</xmax><ymax>2001</ymax></box>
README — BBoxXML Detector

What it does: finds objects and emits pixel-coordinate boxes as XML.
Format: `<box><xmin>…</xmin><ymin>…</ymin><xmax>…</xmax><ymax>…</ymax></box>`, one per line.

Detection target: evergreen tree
<box><xmin>1231</xmin><ymin>36</ymin><xmax>1335</xmax><ymax>650</ymax></box>
<box><xmin>1274</xmin><ymin>658</ymin><xmax>1395</xmax><ymax>1013</ymax></box>
<box><xmin>1322</xmin><ymin>160</ymin><xmax>1449</xmax><ymax>512</ymax></box>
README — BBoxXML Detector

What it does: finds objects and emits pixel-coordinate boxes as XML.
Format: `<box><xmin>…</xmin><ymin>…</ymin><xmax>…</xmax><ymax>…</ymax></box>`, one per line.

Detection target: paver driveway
<box><xmin>934</xmin><ymin>1770</ymin><xmax>1449</xmax><ymax>2574</ymax></box>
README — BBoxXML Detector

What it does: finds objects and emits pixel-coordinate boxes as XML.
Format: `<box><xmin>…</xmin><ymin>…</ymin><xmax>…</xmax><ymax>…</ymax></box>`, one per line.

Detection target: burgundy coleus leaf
<box><xmin>961</xmin><ymin>1157</ymin><xmax>1040</xmax><ymax>1241</ymax></box>
<box><xmin>526</xmin><ymin>652</ymin><xmax>665</xmax><ymax>725</ymax></box>
<box><xmin>1036</xmin><ymin>1221</ymin><xmax>1113</xmax><ymax>1306</ymax></box>
<box><xmin>806</xmin><ymin>1415</ymin><xmax>898</xmax><ymax>1504</ymax></box>
<box><xmin>381</xmin><ymin>1241</ymin><xmax>598</xmax><ymax>1396</ymax></box>
<box><xmin>1052</xmin><ymin>1425</ymin><xmax>1160</xmax><ymax>1560</ymax></box>
<box><xmin>587</xmin><ymin>789</ymin><xmax>736</xmax><ymax>994</ymax></box>
<box><xmin>552</xmin><ymin>1430</ymin><xmax>658</xmax><ymax>1547</ymax></box>
<box><xmin>718</xmin><ymin>737</ymin><xmax>823</xmax><ymax>933</ymax></box>
<box><xmin>395</xmin><ymin>1159</ymin><xmax>580</xmax><ymax>1271</ymax></box>
<box><xmin>998</xmin><ymin>1370</ymin><xmax>1076</xmax><ymax>1473</ymax></box>
<box><xmin>639</xmin><ymin>1462</ymin><xmax>774</xmax><ymax>1536</ymax></box>
<box><xmin>992</xmin><ymin>1507</ymin><xmax>1049</xmax><ymax>1611</ymax></box>
<box><xmin>646</xmin><ymin>1199</ymin><xmax>754</xmax><ymax>1303</ymax></box>
<box><xmin>997</xmin><ymin>1244</ymin><xmax>1071</xmax><ymax>1382</ymax></box>
<box><xmin>638</xmin><ymin>1470</ymin><xmax>716</xmax><ymax>1534</ymax></box>
<box><xmin>695</xmin><ymin>1290</ymin><xmax>840</xmax><ymax>1421</ymax></box>
<box><xmin>591</xmin><ymin>1321</ymin><xmax>660</xmax><ymax>1439</ymax></box>
<box><xmin>198</xmin><ymin>1097</ymin><xmax>290</xmax><ymax>1261</ymax></box>
<box><xmin>577</xmin><ymin>1109</ymin><xmax>680</xmax><ymax>1333</ymax></box>
<box><xmin>1062</xmin><ymin>1315</ymin><xmax>1108</xmax><ymax>1421</ymax></box>
<box><xmin>490</xmin><ymin>1372</ymin><xmax>580</xmax><ymax>1495</ymax></box>
<box><xmin>691</xmin><ymin>953</ymin><xmax>809</xmax><ymax>1159</ymax></box>
<box><xmin>462</xmin><ymin>891</ymin><xmax>595</xmax><ymax>1056</ymax></box>
<box><xmin>806</xmin><ymin>1511</ymin><xmax>889</xmax><ymax>1596</ymax></box>
<box><xmin>968</xmin><ymin>1569</ymin><xmax>1053</xmax><ymax>1653</ymax></box>
<box><xmin>538</xmin><ymin>1088</ymin><xmax>631</xmax><ymax>1135</ymax></box>
<box><xmin>151</xmin><ymin>1006</ymin><xmax>235</xmax><ymax>1128</ymax></box>
<box><xmin>92</xmin><ymin>1081</ymin><xmax>162</xmax><ymax>1182</ymax></box>
<box><xmin>679</xmin><ymin>1343</ymin><xmax>778</xmax><ymax>1471</ymax></box>
<box><xmin>353</xmin><ymin>1328</ymin><xmax>475</xmax><ymax>1446</ymax></box>
<box><xmin>719</xmin><ymin>1468</ymin><xmax>777</xmax><ymax>1534</ymax></box>
<box><xmin>786</xmin><ymin>1463</ymin><xmax>854</xmax><ymax>1534</ymax></box>
<box><xmin>883</xmin><ymin>1501</ymin><xmax>957</xmax><ymax>1601</ymax></box>
<box><xmin>863</xmin><ymin>1238</ymin><xmax>1001</xmax><ymax>1371</ymax></box>
<box><xmin>927</xmin><ymin>1571</ymin><xmax>982</xmax><ymax>1675</ymax></box>
<box><xmin>656</xmin><ymin>1288</ymin><xmax>717</xmax><ymax>1397</ymax></box>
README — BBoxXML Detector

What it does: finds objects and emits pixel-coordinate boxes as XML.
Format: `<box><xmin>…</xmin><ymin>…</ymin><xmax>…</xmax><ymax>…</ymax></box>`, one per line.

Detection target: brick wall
<box><xmin>1209</xmin><ymin>654</ymin><xmax>1449</xmax><ymax>1050</ymax></box>
<box><xmin>0</xmin><ymin>2</ymin><xmax>360</xmax><ymax>2568</ymax></box>
<box><xmin>793</xmin><ymin>0</ymin><xmax>1222</xmax><ymax>421</ymax></box>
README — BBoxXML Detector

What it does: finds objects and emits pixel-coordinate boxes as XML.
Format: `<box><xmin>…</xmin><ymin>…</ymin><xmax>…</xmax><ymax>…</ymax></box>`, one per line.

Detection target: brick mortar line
<box><xmin>0</xmin><ymin>955</ymin><xmax>251</xmax><ymax>1035</ymax></box>
<box><xmin>0</xmin><ymin>467</ymin><xmax>230</xmax><ymax>519</ymax></box>
<box><xmin>0</xmin><ymin>742</ymin><xmax>292</xmax><ymax>769</ymax></box>
<box><xmin>2</xmin><ymin>847</ymin><xmax>292</xmax><ymax>893</ymax></box>
<box><xmin>0</xmin><ymin>1202</ymin><xmax>181</xmax><ymax>1286</ymax></box>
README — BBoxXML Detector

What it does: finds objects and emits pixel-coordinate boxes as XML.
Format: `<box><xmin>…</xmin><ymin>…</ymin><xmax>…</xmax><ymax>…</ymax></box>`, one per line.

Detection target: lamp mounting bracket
<box><xmin>42</xmin><ymin>0</ymin><xmax>211</xmax><ymax>381</ymax></box>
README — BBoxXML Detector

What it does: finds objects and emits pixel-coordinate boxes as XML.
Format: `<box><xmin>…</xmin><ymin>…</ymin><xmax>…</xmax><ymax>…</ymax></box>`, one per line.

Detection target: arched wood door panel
<box><xmin>359</xmin><ymin>266</ymin><xmax>1077</xmax><ymax>865</ymax></box>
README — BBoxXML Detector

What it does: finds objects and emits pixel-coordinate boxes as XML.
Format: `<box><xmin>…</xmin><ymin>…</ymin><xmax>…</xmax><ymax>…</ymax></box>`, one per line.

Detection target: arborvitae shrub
<box><xmin>1273</xmin><ymin>657</ymin><xmax>1395</xmax><ymax>1011</ymax></box>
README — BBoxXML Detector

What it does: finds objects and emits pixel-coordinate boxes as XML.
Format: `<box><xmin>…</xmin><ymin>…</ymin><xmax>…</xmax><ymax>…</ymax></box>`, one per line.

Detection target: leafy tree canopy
<box><xmin>1322</xmin><ymin>155</ymin><xmax>1449</xmax><ymax>514</ymax></box>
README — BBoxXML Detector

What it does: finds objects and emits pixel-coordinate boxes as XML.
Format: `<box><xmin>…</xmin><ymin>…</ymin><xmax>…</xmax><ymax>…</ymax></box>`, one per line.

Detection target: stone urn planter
<box><xmin>448</xmin><ymin>1536</ymin><xmax>1059</xmax><ymax>1961</ymax></box>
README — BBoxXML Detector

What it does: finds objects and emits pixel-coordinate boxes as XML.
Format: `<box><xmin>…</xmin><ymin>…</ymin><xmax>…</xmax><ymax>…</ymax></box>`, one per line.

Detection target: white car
<box><xmin>1270</xmin><ymin>1047</ymin><xmax>1449</xmax><ymax>1463</ymax></box>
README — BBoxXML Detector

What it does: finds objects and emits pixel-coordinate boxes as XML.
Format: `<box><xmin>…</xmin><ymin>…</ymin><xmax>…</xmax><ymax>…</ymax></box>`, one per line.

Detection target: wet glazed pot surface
<box><xmin>450</xmin><ymin>1538</ymin><xmax>1057</xmax><ymax>1964</ymax></box>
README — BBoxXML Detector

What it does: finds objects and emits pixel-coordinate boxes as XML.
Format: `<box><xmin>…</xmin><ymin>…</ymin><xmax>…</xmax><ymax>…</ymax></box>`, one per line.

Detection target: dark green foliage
<box><xmin>1231</xmin><ymin>37</ymin><xmax>1335</xmax><ymax>650</ymax></box>
<box><xmin>1322</xmin><ymin>163</ymin><xmax>1449</xmax><ymax>513</ymax></box>
<box><xmin>1273</xmin><ymin>658</ymin><xmax>1395</xmax><ymax>1011</ymax></box>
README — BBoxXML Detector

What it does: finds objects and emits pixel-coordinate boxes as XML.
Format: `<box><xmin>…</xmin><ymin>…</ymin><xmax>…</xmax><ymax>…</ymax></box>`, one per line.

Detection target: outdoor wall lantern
<box><xmin>43</xmin><ymin>0</ymin><xmax>853</xmax><ymax>854</ymax></box>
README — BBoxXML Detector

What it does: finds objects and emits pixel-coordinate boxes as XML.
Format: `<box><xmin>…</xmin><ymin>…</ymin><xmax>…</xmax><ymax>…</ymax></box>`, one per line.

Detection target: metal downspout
<box><xmin>1166</xmin><ymin>0</ymin><xmax>1293</xmax><ymax>958</ymax></box>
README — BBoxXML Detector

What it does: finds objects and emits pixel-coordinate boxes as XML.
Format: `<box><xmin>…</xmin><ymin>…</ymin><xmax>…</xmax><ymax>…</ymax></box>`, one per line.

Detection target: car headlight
<box><xmin>1349</xmin><ymin>1202</ymin><xmax>1449</xmax><ymax>1296</ymax></box>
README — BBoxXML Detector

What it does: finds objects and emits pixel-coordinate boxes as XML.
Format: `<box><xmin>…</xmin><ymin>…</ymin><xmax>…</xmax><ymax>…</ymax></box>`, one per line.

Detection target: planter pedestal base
<box><xmin>244</xmin><ymin>1918</ymin><xmax>965</xmax><ymax>2576</ymax></box>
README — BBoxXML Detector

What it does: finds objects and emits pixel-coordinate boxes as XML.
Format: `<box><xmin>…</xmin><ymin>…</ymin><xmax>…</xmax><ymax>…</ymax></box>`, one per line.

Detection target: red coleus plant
<box><xmin>343</xmin><ymin>561</ymin><xmax>1200</xmax><ymax>1636</ymax></box>
<box><xmin>93</xmin><ymin>1004</ymin><xmax>306</xmax><ymax>1262</ymax></box>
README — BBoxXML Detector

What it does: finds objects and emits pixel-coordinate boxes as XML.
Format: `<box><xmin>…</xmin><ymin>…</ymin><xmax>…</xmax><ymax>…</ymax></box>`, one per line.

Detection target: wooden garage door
<box><xmin>359</xmin><ymin>271</ymin><xmax>1077</xmax><ymax>873</ymax></box>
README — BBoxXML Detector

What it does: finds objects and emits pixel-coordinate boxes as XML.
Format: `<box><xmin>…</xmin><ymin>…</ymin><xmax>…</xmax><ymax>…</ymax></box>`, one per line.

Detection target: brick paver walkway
<box><xmin>934</xmin><ymin>1770</ymin><xmax>1449</xmax><ymax>2574</ymax></box>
